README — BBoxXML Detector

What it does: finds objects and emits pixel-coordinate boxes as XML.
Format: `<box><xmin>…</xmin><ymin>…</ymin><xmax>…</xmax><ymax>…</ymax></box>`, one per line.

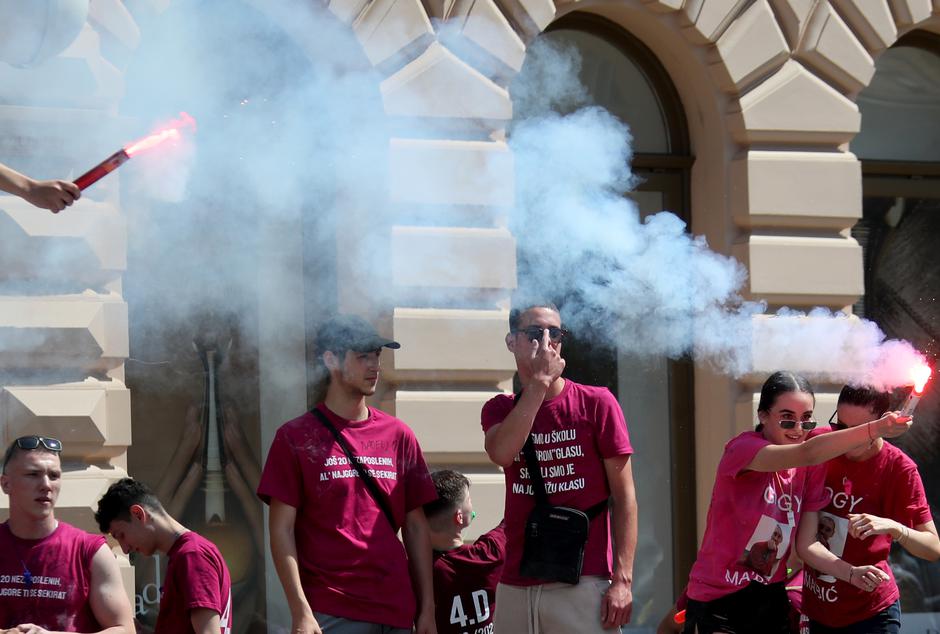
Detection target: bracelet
<box><xmin>848</xmin><ymin>568</ymin><xmax>854</xmax><ymax>584</ymax></box>
<box><xmin>867</xmin><ymin>422</ymin><xmax>875</xmax><ymax>441</ymax></box>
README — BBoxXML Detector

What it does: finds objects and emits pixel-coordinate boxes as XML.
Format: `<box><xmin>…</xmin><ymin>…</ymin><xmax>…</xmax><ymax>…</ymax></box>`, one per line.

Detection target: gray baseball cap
<box><xmin>316</xmin><ymin>315</ymin><xmax>401</xmax><ymax>354</ymax></box>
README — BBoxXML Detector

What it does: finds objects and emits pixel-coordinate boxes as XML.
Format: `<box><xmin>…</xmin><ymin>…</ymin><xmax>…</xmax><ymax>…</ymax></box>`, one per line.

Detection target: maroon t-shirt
<box><xmin>154</xmin><ymin>531</ymin><xmax>232</xmax><ymax>634</ymax></box>
<box><xmin>0</xmin><ymin>521</ymin><xmax>106</xmax><ymax>631</ymax></box>
<box><xmin>257</xmin><ymin>404</ymin><xmax>437</xmax><ymax>629</ymax></box>
<box><xmin>433</xmin><ymin>522</ymin><xmax>506</xmax><ymax>634</ymax></box>
<box><xmin>802</xmin><ymin>442</ymin><xmax>932</xmax><ymax>627</ymax></box>
<box><xmin>480</xmin><ymin>380</ymin><xmax>634</xmax><ymax>586</ymax></box>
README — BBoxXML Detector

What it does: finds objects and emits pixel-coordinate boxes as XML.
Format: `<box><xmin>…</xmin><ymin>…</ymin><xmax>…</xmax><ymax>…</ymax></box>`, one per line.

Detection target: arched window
<box><xmin>512</xmin><ymin>12</ymin><xmax>694</xmax><ymax>623</ymax></box>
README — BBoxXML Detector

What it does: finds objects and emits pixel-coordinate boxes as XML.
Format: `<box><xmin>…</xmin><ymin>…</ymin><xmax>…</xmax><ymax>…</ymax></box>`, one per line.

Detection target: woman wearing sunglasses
<box><xmin>797</xmin><ymin>385</ymin><xmax>940</xmax><ymax>633</ymax></box>
<box><xmin>682</xmin><ymin>371</ymin><xmax>912</xmax><ymax>634</ymax></box>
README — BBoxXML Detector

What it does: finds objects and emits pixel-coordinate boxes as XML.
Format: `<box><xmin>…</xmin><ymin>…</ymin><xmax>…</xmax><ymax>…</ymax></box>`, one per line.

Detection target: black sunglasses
<box><xmin>16</xmin><ymin>436</ymin><xmax>63</xmax><ymax>452</ymax></box>
<box><xmin>828</xmin><ymin>411</ymin><xmax>848</xmax><ymax>430</ymax></box>
<box><xmin>515</xmin><ymin>326</ymin><xmax>569</xmax><ymax>342</ymax></box>
<box><xmin>778</xmin><ymin>418</ymin><xmax>817</xmax><ymax>431</ymax></box>
<box><xmin>3</xmin><ymin>436</ymin><xmax>63</xmax><ymax>470</ymax></box>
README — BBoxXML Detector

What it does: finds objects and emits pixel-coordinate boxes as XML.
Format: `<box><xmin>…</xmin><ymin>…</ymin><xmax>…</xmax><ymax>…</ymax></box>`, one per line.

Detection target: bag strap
<box><xmin>522</xmin><ymin>434</ymin><xmax>608</xmax><ymax>519</ymax></box>
<box><xmin>312</xmin><ymin>408</ymin><xmax>398</xmax><ymax>531</ymax></box>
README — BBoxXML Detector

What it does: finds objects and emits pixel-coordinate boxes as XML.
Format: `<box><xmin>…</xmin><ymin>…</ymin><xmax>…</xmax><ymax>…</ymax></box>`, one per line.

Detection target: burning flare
<box><xmin>900</xmin><ymin>362</ymin><xmax>932</xmax><ymax>417</ymax></box>
<box><xmin>74</xmin><ymin>112</ymin><xmax>197</xmax><ymax>190</ymax></box>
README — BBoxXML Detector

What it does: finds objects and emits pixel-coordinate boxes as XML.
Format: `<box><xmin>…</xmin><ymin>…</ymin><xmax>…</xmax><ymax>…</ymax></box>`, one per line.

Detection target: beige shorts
<box><xmin>494</xmin><ymin>576</ymin><xmax>619</xmax><ymax>634</ymax></box>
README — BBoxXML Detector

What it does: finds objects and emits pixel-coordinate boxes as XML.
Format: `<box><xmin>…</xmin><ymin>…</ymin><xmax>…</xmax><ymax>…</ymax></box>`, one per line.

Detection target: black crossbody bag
<box><xmin>312</xmin><ymin>408</ymin><xmax>398</xmax><ymax>531</ymax></box>
<box><xmin>520</xmin><ymin>434</ymin><xmax>608</xmax><ymax>585</ymax></box>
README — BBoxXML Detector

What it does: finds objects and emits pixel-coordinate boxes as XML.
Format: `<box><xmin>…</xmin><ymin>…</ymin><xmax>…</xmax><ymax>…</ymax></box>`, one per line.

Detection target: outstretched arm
<box><xmin>746</xmin><ymin>413</ymin><xmax>911</xmax><ymax>472</ymax></box>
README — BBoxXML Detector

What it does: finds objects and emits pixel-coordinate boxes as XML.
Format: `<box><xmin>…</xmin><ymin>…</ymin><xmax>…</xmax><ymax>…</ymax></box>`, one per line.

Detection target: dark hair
<box><xmin>423</xmin><ymin>470</ymin><xmax>470</xmax><ymax>519</ymax></box>
<box><xmin>755</xmin><ymin>371</ymin><xmax>815</xmax><ymax>431</ymax></box>
<box><xmin>837</xmin><ymin>385</ymin><xmax>890</xmax><ymax>417</ymax></box>
<box><xmin>94</xmin><ymin>478</ymin><xmax>166</xmax><ymax>533</ymax></box>
<box><xmin>509</xmin><ymin>298</ymin><xmax>560</xmax><ymax>332</ymax></box>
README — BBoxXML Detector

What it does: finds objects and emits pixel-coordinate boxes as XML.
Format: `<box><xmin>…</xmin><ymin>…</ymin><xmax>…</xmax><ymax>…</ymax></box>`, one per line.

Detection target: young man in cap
<box><xmin>424</xmin><ymin>470</ymin><xmax>505</xmax><ymax>634</ymax></box>
<box><xmin>94</xmin><ymin>478</ymin><xmax>233</xmax><ymax>634</ymax></box>
<box><xmin>258</xmin><ymin>314</ymin><xmax>438</xmax><ymax>634</ymax></box>
<box><xmin>0</xmin><ymin>435</ymin><xmax>135</xmax><ymax>633</ymax></box>
<box><xmin>481</xmin><ymin>300</ymin><xmax>638</xmax><ymax>633</ymax></box>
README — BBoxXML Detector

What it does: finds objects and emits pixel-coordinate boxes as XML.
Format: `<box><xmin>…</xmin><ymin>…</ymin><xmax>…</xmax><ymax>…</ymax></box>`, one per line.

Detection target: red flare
<box><xmin>75</xmin><ymin>112</ymin><xmax>196</xmax><ymax>191</ymax></box>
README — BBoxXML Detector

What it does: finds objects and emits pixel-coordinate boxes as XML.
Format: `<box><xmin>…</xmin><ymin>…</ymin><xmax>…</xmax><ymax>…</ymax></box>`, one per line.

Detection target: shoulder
<box><xmin>882</xmin><ymin>442</ymin><xmax>920</xmax><ymax>474</ymax></box>
<box><xmin>57</xmin><ymin>521</ymin><xmax>107</xmax><ymax>556</ymax></box>
<box><xmin>369</xmin><ymin>408</ymin><xmax>418</xmax><ymax>439</ymax></box>
<box><xmin>276</xmin><ymin>412</ymin><xmax>316</xmax><ymax>436</ymax></box>
<box><xmin>725</xmin><ymin>430</ymin><xmax>766</xmax><ymax>452</ymax></box>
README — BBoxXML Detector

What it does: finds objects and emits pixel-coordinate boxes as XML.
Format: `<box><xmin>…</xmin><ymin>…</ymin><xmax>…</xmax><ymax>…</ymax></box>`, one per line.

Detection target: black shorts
<box><xmin>683</xmin><ymin>582</ymin><xmax>791</xmax><ymax>634</ymax></box>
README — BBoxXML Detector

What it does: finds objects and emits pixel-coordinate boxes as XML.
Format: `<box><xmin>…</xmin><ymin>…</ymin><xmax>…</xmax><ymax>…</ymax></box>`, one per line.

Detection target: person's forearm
<box><xmin>403</xmin><ymin>512</ymin><xmax>435</xmax><ymax>617</ymax></box>
<box><xmin>611</xmin><ymin>488</ymin><xmax>637</xmax><ymax>585</ymax></box>
<box><xmin>270</xmin><ymin>527</ymin><xmax>314</xmax><ymax>619</ymax></box>
<box><xmin>485</xmin><ymin>385</ymin><xmax>548</xmax><ymax>467</ymax></box>
<box><xmin>0</xmin><ymin>162</ymin><xmax>31</xmax><ymax>197</ymax></box>
<box><xmin>893</xmin><ymin>523</ymin><xmax>940</xmax><ymax>562</ymax></box>
<box><xmin>798</xmin><ymin>540</ymin><xmax>852</xmax><ymax>582</ymax></box>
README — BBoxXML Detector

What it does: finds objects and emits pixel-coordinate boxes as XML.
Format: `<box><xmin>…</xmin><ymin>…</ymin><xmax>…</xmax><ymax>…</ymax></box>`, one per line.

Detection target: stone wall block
<box><xmin>0</xmin><ymin>294</ymin><xmax>129</xmax><ymax>372</ymax></box>
<box><xmin>641</xmin><ymin>0</ymin><xmax>685</xmax><ymax>13</ymax></box>
<box><xmin>454</xmin><ymin>0</ymin><xmax>526</xmax><ymax>73</ymax></box>
<box><xmin>888</xmin><ymin>0</ymin><xmax>934</xmax><ymax>26</ymax></box>
<box><xmin>386</xmin><ymin>308</ymin><xmax>516</xmax><ymax>378</ymax></box>
<box><xmin>494</xmin><ymin>0</ymin><xmax>555</xmax><ymax>42</ymax></box>
<box><xmin>389</xmin><ymin>139</ymin><xmax>514</xmax><ymax>206</ymax></box>
<box><xmin>796</xmin><ymin>3</ymin><xmax>875</xmax><ymax>94</ymax></box>
<box><xmin>729</xmin><ymin>60</ymin><xmax>860</xmax><ymax>145</ymax></box>
<box><xmin>89</xmin><ymin>0</ymin><xmax>142</xmax><ymax>51</ymax></box>
<box><xmin>353</xmin><ymin>0</ymin><xmax>435</xmax><ymax>68</ymax></box>
<box><xmin>681</xmin><ymin>0</ymin><xmax>751</xmax><ymax>44</ymax></box>
<box><xmin>731</xmin><ymin>151</ymin><xmax>862</xmax><ymax>229</ymax></box>
<box><xmin>328</xmin><ymin>0</ymin><xmax>373</xmax><ymax>24</ymax></box>
<box><xmin>381</xmin><ymin>43</ymin><xmax>512</xmax><ymax>121</ymax></box>
<box><xmin>2</xmin><ymin>379</ymin><xmax>131</xmax><ymax>460</ymax></box>
<box><xmin>0</xmin><ymin>25</ymin><xmax>124</xmax><ymax>110</ymax></box>
<box><xmin>769</xmin><ymin>0</ymin><xmax>818</xmax><ymax>50</ymax></box>
<box><xmin>711</xmin><ymin>0</ymin><xmax>789</xmax><ymax>93</ymax></box>
<box><xmin>0</xmin><ymin>197</ymin><xmax>127</xmax><ymax>284</ymax></box>
<box><xmin>830</xmin><ymin>0</ymin><xmax>897</xmax><ymax>54</ymax></box>
<box><xmin>391</xmin><ymin>226</ymin><xmax>516</xmax><ymax>289</ymax></box>
<box><xmin>382</xmin><ymin>390</ymin><xmax>494</xmax><ymax>455</ymax></box>
<box><xmin>732</xmin><ymin>234</ymin><xmax>863</xmax><ymax>305</ymax></box>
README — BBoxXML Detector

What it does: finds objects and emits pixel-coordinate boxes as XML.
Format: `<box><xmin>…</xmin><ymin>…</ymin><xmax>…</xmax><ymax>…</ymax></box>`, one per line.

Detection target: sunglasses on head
<box><xmin>778</xmin><ymin>418</ymin><xmax>817</xmax><ymax>431</ymax></box>
<box><xmin>3</xmin><ymin>436</ymin><xmax>63</xmax><ymax>469</ymax></box>
<box><xmin>515</xmin><ymin>326</ymin><xmax>568</xmax><ymax>342</ymax></box>
<box><xmin>15</xmin><ymin>436</ymin><xmax>63</xmax><ymax>452</ymax></box>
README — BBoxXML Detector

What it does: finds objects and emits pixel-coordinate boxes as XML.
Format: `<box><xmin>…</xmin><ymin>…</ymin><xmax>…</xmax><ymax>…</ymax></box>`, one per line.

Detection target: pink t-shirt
<box><xmin>802</xmin><ymin>442</ymin><xmax>932</xmax><ymax>627</ymax></box>
<box><xmin>257</xmin><ymin>404</ymin><xmax>437</xmax><ymax>629</ymax></box>
<box><xmin>154</xmin><ymin>531</ymin><xmax>232</xmax><ymax>634</ymax></box>
<box><xmin>687</xmin><ymin>431</ymin><xmax>828</xmax><ymax>602</ymax></box>
<box><xmin>0</xmin><ymin>521</ymin><xmax>106</xmax><ymax>631</ymax></box>
<box><xmin>480</xmin><ymin>380</ymin><xmax>634</xmax><ymax>586</ymax></box>
<box><xmin>433</xmin><ymin>522</ymin><xmax>506</xmax><ymax>634</ymax></box>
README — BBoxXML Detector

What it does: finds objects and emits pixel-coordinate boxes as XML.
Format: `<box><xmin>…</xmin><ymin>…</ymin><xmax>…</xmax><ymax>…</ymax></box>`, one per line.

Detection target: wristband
<box><xmin>848</xmin><ymin>568</ymin><xmax>854</xmax><ymax>585</ymax></box>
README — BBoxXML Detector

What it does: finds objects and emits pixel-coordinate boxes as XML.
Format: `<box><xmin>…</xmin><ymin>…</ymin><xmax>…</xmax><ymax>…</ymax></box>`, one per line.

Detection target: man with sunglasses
<box><xmin>798</xmin><ymin>386</ymin><xmax>940</xmax><ymax>633</ymax></box>
<box><xmin>0</xmin><ymin>435</ymin><xmax>134</xmax><ymax>633</ymax></box>
<box><xmin>481</xmin><ymin>300</ymin><xmax>637</xmax><ymax>633</ymax></box>
<box><xmin>424</xmin><ymin>470</ymin><xmax>506</xmax><ymax>634</ymax></box>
